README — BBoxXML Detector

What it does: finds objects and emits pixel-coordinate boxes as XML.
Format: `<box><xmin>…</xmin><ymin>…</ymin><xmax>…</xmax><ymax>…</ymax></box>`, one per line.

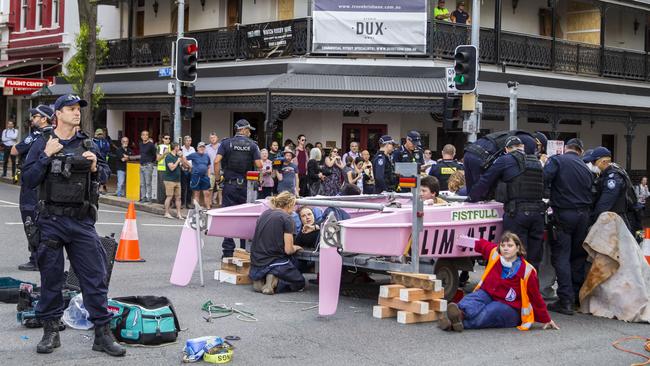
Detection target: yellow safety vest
<box><xmin>474</xmin><ymin>247</ymin><xmax>536</xmax><ymax>331</ymax></box>
<box><xmin>157</xmin><ymin>144</ymin><xmax>170</xmax><ymax>171</ymax></box>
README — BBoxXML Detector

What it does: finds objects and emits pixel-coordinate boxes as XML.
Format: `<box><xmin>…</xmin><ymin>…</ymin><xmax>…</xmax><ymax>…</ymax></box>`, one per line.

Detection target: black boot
<box><xmin>92</xmin><ymin>324</ymin><xmax>126</xmax><ymax>357</ymax></box>
<box><xmin>36</xmin><ymin>320</ymin><xmax>61</xmax><ymax>354</ymax></box>
<box><xmin>18</xmin><ymin>261</ymin><xmax>38</xmax><ymax>271</ymax></box>
<box><xmin>547</xmin><ymin>299</ymin><xmax>575</xmax><ymax>316</ymax></box>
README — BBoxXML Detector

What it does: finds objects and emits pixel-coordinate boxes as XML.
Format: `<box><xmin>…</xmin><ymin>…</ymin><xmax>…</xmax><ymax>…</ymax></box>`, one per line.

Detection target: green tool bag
<box><xmin>107</xmin><ymin>296</ymin><xmax>180</xmax><ymax>345</ymax></box>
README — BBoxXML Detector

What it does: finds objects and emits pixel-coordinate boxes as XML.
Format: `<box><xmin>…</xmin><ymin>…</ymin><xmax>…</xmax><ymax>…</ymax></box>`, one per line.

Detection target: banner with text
<box><xmin>312</xmin><ymin>0</ymin><xmax>427</xmax><ymax>54</ymax></box>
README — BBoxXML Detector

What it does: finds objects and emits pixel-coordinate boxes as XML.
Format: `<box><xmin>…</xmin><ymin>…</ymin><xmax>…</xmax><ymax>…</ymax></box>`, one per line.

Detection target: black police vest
<box><xmin>373</xmin><ymin>152</ymin><xmax>396</xmax><ymax>189</ymax></box>
<box><xmin>602</xmin><ymin>165</ymin><xmax>633</xmax><ymax>214</ymax></box>
<box><xmin>465</xmin><ymin>130</ymin><xmax>534</xmax><ymax>170</ymax></box>
<box><xmin>39</xmin><ymin>140</ymin><xmax>94</xmax><ymax>207</ymax></box>
<box><xmin>224</xmin><ymin>137</ymin><xmax>255</xmax><ymax>175</ymax></box>
<box><xmin>496</xmin><ymin>152</ymin><xmax>544</xmax><ymax>208</ymax></box>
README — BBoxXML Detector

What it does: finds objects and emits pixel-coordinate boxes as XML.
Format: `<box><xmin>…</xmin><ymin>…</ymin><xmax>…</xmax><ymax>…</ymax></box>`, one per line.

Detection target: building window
<box><xmin>36</xmin><ymin>0</ymin><xmax>43</xmax><ymax>29</ymax></box>
<box><xmin>20</xmin><ymin>0</ymin><xmax>28</xmax><ymax>31</ymax></box>
<box><xmin>52</xmin><ymin>0</ymin><xmax>60</xmax><ymax>26</ymax></box>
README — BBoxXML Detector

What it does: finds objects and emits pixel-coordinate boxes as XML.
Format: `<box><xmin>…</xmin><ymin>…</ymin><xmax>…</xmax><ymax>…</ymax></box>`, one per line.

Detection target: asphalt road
<box><xmin>0</xmin><ymin>182</ymin><xmax>648</xmax><ymax>366</ymax></box>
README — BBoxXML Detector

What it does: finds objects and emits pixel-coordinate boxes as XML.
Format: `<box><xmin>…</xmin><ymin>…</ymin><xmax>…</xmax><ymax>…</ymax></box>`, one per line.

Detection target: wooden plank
<box><xmin>399</xmin><ymin>288</ymin><xmax>445</xmax><ymax>302</ymax></box>
<box><xmin>221</xmin><ymin>262</ymin><xmax>237</xmax><ymax>273</ymax></box>
<box><xmin>216</xmin><ymin>270</ymin><xmax>252</xmax><ymax>285</ymax></box>
<box><xmin>234</xmin><ymin>248</ymin><xmax>250</xmax><ymax>260</ymax></box>
<box><xmin>235</xmin><ymin>266</ymin><xmax>250</xmax><ymax>275</ymax></box>
<box><xmin>379</xmin><ymin>284</ymin><xmax>405</xmax><ymax>299</ymax></box>
<box><xmin>396</xmin><ymin>310</ymin><xmax>440</xmax><ymax>324</ymax></box>
<box><xmin>378</xmin><ymin>296</ymin><xmax>429</xmax><ymax>315</ymax></box>
<box><xmin>389</xmin><ymin>272</ymin><xmax>437</xmax><ymax>291</ymax></box>
<box><xmin>429</xmin><ymin>299</ymin><xmax>447</xmax><ymax>312</ymax></box>
<box><xmin>232</xmin><ymin>258</ymin><xmax>251</xmax><ymax>267</ymax></box>
<box><xmin>372</xmin><ymin>305</ymin><xmax>397</xmax><ymax>319</ymax></box>
<box><xmin>388</xmin><ymin>271</ymin><xmax>436</xmax><ymax>280</ymax></box>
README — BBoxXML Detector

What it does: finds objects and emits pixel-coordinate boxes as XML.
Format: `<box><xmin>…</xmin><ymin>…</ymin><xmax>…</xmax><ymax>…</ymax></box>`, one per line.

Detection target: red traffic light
<box><xmin>185</xmin><ymin>44</ymin><xmax>198</xmax><ymax>55</ymax></box>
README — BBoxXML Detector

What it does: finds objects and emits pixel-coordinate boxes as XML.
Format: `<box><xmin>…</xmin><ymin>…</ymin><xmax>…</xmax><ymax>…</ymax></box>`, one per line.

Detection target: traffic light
<box><xmin>443</xmin><ymin>95</ymin><xmax>462</xmax><ymax>130</ymax></box>
<box><xmin>453</xmin><ymin>45</ymin><xmax>477</xmax><ymax>92</ymax></box>
<box><xmin>176</xmin><ymin>37</ymin><xmax>198</xmax><ymax>83</ymax></box>
<box><xmin>180</xmin><ymin>84</ymin><xmax>195</xmax><ymax>119</ymax></box>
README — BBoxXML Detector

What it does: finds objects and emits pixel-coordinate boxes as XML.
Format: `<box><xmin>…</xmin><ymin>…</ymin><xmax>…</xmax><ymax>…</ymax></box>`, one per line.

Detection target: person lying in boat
<box><xmin>295</xmin><ymin>206</ymin><xmax>320</xmax><ymax>249</ymax></box>
<box><xmin>249</xmin><ymin>192</ymin><xmax>306</xmax><ymax>295</ymax></box>
<box><xmin>420</xmin><ymin>176</ymin><xmax>447</xmax><ymax>205</ymax></box>
<box><xmin>439</xmin><ymin>231</ymin><xmax>560</xmax><ymax>332</ymax></box>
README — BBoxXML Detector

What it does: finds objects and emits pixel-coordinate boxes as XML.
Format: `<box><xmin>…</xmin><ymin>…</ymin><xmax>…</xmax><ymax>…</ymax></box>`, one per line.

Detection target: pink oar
<box><xmin>319</xmin><ymin>246</ymin><xmax>343</xmax><ymax>316</ymax></box>
<box><xmin>169</xmin><ymin>222</ymin><xmax>199</xmax><ymax>286</ymax></box>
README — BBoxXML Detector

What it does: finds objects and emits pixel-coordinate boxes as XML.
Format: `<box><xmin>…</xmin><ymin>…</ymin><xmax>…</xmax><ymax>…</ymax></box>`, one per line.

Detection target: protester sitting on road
<box><xmin>421</xmin><ymin>176</ymin><xmax>447</xmax><ymax>205</ymax></box>
<box><xmin>439</xmin><ymin>232</ymin><xmax>559</xmax><ymax>332</ymax></box>
<box><xmin>295</xmin><ymin>206</ymin><xmax>320</xmax><ymax>249</ymax></box>
<box><xmin>250</xmin><ymin>192</ymin><xmax>305</xmax><ymax>295</ymax></box>
<box><xmin>447</xmin><ymin>170</ymin><xmax>467</xmax><ymax>196</ymax></box>
<box><xmin>277</xmin><ymin>147</ymin><xmax>299</xmax><ymax>196</ymax></box>
<box><xmin>164</xmin><ymin>143</ymin><xmax>184</xmax><ymax>219</ymax></box>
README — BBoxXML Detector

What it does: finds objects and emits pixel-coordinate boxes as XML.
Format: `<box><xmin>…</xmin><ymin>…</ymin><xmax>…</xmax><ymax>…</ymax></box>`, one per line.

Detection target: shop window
<box><xmin>52</xmin><ymin>0</ymin><xmax>59</xmax><ymax>26</ymax></box>
<box><xmin>20</xmin><ymin>0</ymin><xmax>28</xmax><ymax>31</ymax></box>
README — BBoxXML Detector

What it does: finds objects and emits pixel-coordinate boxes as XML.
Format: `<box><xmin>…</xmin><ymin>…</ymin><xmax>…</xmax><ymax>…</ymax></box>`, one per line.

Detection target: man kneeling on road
<box><xmin>249</xmin><ymin>191</ymin><xmax>305</xmax><ymax>295</ymax></box>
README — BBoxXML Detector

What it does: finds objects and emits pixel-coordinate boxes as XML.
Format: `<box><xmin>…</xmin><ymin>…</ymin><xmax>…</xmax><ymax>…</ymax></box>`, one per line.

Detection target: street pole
<box><xmin>468</xmin><ymin>0</ymin><xmax>481</xmax><ymax>142</ymax></box>
<box><xmin>173</xmin><ymin>0</ymin><xmax>185</xmax><ymax>144</ymax></box>
<box><xmin>508</xmin><ymin>81</ymin><xmax>518</xmax><ymax>130</ymax></box>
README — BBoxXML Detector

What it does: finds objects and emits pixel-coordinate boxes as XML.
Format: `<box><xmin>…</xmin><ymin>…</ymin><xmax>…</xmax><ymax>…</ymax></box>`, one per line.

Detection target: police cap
<box><xmin>565</xmin><ymin>138</ymin><xmax>584</xmax><ymax>151</ymax></box>
<box><xmin>29</xmin><ymin>105</ymin><xmax>54</xmax><ymax>120</ymax></box>
<box><xmin>505</xmin><ymin>136</ymin><xmax>523</xmax><ymax>148</ymax></box>
<box><xmin>379</xmin><ymin>135</ymin><xmax>395</xmax><ymax>145</ymax></box>
<box><xmin>234</xmin><ymin>119</ymin><xmax>256</xmax><ymax>131</ymax></box>
<box><xmin>533</xmin><ymin>132</ymin><xmax>548</xmax><ymax>150</ymax></box>
<box><xmin>582</xmin><ymin>149</ymin><xmax>594</xmax><ymax>163</ymax></box>
<box><xmin>590</xmin><ymin>146</ymin><xmax>612</xmax><ymax>162</ymax></box>
<box><xmin>406</xmin><ymin>131</ymin><xmax>422</xmax><ymax>147</ymax></box>
<box><xmin>54</xmin><ymin>94</ymin><xmax>88</xmax><ymax>110</ymax></box>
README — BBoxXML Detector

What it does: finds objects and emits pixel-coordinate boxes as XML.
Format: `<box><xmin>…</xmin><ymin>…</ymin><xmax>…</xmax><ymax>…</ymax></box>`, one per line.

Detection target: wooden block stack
<box><xmin>372</xmin><ymin>272</ymin><xmax>447</xmax><ymax>325</ymax></box>
<box><xmin>215</xmin><ymin>248</ymin><xmax>252</xmax><ymax>285</ymax></box>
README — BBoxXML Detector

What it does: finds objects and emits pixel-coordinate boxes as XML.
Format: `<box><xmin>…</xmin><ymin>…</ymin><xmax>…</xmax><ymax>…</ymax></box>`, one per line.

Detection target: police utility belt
<box><xmin>225</xmin><ymin>178</ymin><xmax>245</xmax><ymax>186</ymax></box>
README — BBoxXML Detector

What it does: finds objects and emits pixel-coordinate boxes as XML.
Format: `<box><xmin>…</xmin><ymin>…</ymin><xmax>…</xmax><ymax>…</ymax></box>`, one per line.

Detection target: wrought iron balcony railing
<box><xmin>100</xmin><ymin>18</ymin><xmax>650</xmax><ymax>83</ymax></box>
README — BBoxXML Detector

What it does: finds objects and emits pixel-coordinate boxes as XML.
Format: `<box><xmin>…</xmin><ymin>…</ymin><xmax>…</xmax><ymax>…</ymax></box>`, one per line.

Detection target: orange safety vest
<box><xmin>474</xmin><ymin>247</ymin><xmax>536</xmax><ymax>331</ymax></box>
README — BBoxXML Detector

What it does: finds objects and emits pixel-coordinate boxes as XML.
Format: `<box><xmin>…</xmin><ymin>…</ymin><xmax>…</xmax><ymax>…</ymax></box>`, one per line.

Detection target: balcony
<box><xmin>100</xmin><ymin>19</ymin><xmax>650</xmax><ymax>83</ymax></box>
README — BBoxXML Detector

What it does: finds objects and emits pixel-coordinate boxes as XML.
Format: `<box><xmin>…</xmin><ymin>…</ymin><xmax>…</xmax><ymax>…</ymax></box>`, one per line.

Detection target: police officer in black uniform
<box><xmin>392</xmin><ymin>131</ymin><xmax>424</xmax><ymax>192</ymax></box>
<box><xmin>214</xmin><ymin>119</ymin><xmax>262</xmax><ymax>258</ymax></box>
<box><xmin>22</xmin><ymin>94</ymin><xmax>125</xmax><ymax>357</ymax></box>
<box><xmin>544</xmin><ymin>138</ymin><xmax>593</xmax><ymax>315</ymax></box>
<box><xmin>589</xmin><ymin>147</ymin><xmax>639</xmax><ymax>235</ymax></box>
<box><xmin>372</xmin><ymin>135</ymin><xmax>397</xmax><ymax>193</ymax></box>
<box><xmin>468</xmin><ymin>136</ymin><xmax>545</xmax><ymax>270</ymax></box>
<box><xmin>429</xmin><ymin>144</ymin><xmax>463</xmax><ymax>191</ymax></box>
<box><xmin>13</xmin><ymin>104</ymin><xmax>54</xmax><ymax>271</ymax></box>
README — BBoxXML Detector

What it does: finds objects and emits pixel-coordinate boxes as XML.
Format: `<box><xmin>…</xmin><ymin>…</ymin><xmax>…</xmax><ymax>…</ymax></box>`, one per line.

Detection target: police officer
<box><xmin>544</xmin><ymin>138</ymin><xmax>593</xmax><ymax>315</ymax></box>
<box><xmin>214</xmin><ymin>119</ymin><xmax>262</xmax><ymax>258</ymax></box>
<box><xmin>463</xmin><ymin>130</ymin><xmax>538</xmax><ymax>195</ymax></box>
<box><xmin>12</xmin><ymin>104</ymin><xmax>54</xmax><ymax>271</ymax></box>
<box><xmin>393</xmin><ymin>131</ymin><xmax>424</xmax><ymax>171</ymax></box>
<box><xmin>21</xmin><ymin>94</ymin><xmax>125</xmax><ymax>357</ymax></box>
<box><xmin>468</xmin><ymin>136</ymin><xmax>545</xmax><ymax>270</ymax></box>
<box><xmin>372</xmin><ymin>135</ymin><xmax>397</xmax><ymax>193</ymax></box>
<box><xmin>428</xmin><ymin>144</ymin><xmax>463</xmax><ymax>191</ymax></box>
<box><xmin>589</xmin><ymin>147</ymin><xmax>639</xmax><ymax>234</ymax></box>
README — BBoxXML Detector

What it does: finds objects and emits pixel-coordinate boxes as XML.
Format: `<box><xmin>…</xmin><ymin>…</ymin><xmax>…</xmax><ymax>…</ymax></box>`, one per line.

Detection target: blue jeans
<box><xmin>116</xmin><ymin>170</ymin><xmax>126</xmax><ymax>197</ymax></box>
<box><xmin>458</xmin><ymin>289</ymin><xmax>520</xmax><ymax>329</ymax></box>
<box><xmin>139</xmin><ymin>163</ymin><xmax>154</xmax><ymax>200</ymax></box>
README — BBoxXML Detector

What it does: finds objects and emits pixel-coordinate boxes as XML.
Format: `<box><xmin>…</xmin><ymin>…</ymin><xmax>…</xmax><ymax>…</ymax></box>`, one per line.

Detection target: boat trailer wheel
<box><xmin>434</xmin><ymin>260</ymin><xmax>460</xmax><ymax>301</ymax></box>
<box><xmin>322</xmin><ymin>219</ymin><xmax>342</xmax><ymax>253</ymax></box>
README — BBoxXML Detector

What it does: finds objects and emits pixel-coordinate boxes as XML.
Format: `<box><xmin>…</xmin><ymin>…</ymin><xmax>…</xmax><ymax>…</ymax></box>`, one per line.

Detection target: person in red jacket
<box><xmin>439</xmin><ymin>232</ymin><xmax>560</xmax><ymax>332</ymax></box>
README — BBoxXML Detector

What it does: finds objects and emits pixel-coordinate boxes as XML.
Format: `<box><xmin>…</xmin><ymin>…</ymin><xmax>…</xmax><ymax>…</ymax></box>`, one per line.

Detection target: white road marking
<box><xmin>6</xmin><ymin>222</ymin><xmax>184</xmax><ymax>228</ymax></box>
<box><xmin>99</xmin><ymin>209</ymin><xmax>126</xmax><ymax>214</ymax></box>
<box><xmin>0</xmin><ymin>199</ymin><xmax>18</xmax><ymax>206</ymax></box>
<box><xmin>5</xmin><ymin>222</ymin><xmax>23</xmax><ymax>225</ymax></box>
<box><xmin>0</xmin><ymin>204</ymin><xmax>19</xmax><ymax>207</ymax></box>
<box><xmin>142</xmin><ymin>223</ymin><xmax>184</xmax><ymax>227</ymax></box>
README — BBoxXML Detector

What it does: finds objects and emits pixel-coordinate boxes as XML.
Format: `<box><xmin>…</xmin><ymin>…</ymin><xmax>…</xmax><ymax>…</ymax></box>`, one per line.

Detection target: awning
<box><xmin>478</xmin><ymin>81</ymin><xmax>650</xmax><ymax>110</ymax></box>
<box><xmin>50</xmin><ymin>73</ymin><xmax>449</xmax><ymax>97</ymax></box>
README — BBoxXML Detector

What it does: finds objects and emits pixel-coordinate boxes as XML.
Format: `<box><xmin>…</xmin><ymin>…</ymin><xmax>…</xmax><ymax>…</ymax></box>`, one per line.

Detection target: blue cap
<box><xmin>505</xmin><ymin>136</ymin><xmax>523</xmax><ymax>148</ymax></box>
<box><xmin>406</xmin><ymin>130</ymin><xmax>422</xmax><ymax>147</ymax></box>
<box><xmin>29</xmin><ymin>104</ymin><xmax>54</xmax><ymax>120</ymax></box>
<box><xmin>379</xmin><ymin>135</ymin><xmax>395</xmax><ymax>145</ymax></box>
<box><xmin>54</xmin><ymin>94</ymin><xmax>88</xmax><ymax>111</ymax></box>
<box><xmin>589</xmin><ymin>146</ymin><xmax>612</xmax><ymax>162</ymax></box>
<box><xmin>234</xmin><ymin>119</ymin><xmax>255</xmax><ymax>130</ymax></box>
<box><xmin>582</xmin><ymin>149</ymin><xmax>594</xmax><ymax>163</ymax></box>
<box><xmin>565</xmin><ymin>138</ymin><xmax>584</xmax><ymax>151</ymax></box>
<box><xmin>533</xmin><ymin>132</ymin><xmax>548</xmax><ymax>151</ymax></box>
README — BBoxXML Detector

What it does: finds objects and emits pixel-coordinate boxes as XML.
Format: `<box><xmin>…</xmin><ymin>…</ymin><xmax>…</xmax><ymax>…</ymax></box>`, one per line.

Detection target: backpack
<box><xmin>465</xmin><ymin>130</ymin><xmax>534</xmax><ymax>170</ymax></box>
<box><xmin>108</xmin><ymin>296</ymin><xmax>180</xmax><ymax>345</ymax></box>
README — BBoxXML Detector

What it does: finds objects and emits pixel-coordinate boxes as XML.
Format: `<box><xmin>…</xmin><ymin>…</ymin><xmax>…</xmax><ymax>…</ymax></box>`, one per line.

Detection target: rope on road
<box><xmin>612</xmin><ymin>336</ymin><xmax>650</xmax><ymax>366</ymax></box>
<box><xmin>202</xmin><ymin>301</ymin><xmax>258</xmax><ymax>322</ymax></box>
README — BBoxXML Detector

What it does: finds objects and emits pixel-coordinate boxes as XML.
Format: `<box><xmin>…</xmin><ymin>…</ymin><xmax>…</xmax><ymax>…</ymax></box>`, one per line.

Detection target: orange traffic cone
<box><xmin>643</xmin><ymin>228</ymin><xmax>650</xmax><ymax>266</ymax></box>
<box><xmin>115</xmin><ymin>202</ymin><xmax>145</xmax><ymax>262</ymax></box>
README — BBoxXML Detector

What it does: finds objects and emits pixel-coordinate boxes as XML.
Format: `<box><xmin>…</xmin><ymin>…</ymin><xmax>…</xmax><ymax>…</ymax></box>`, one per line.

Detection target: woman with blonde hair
<box><xmin>249</xmin><ymin>192</ymin><xmax>305</xmax><ymax>295</ymax></box>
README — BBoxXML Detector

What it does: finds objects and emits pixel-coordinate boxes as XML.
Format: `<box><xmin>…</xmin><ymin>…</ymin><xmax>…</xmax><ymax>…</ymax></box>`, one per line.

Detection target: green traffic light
<box><xmin>454</xmin><ymin>74</ymin><xmax>466</xmax><ymax>85</ymax></box>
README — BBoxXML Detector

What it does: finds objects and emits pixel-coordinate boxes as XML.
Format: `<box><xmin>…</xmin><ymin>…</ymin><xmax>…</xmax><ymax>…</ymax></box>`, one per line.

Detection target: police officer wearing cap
<box><xmin>589</xmin><ymin>147</ymin><xmax>639</xmax><ymax>234</ymax></box>
<box><xmin>544</xmin><ymin>138</ymin><xmax>593</xmax><ymax>315</ymax></box>
<box><xmin>21</xmin><ymin>94</ymin><xmax>125</xmax><ymax>357</ymax></box>
<box><xmin>372</xmin><ymin>135</ymin><xmax>397</xmax><ymax>193</ymax></box>
<box><xmin>392</xmin><ymin>131</ymin><xmax>424</xmax><ymax>192</ymax></box>
<box><xmin>13</xmin><ymin>104</ymin><xmax>54</xmax><ymax>271</ymax></box>
<box><xmin>214</xmin><ymin>119</ymin><xmax>262</xmax><ymax>258</ymax></box>
<box><xmin>469</xmin><ymin>136</ymin><xmax>545</xmax><ymax>270</ymax></box>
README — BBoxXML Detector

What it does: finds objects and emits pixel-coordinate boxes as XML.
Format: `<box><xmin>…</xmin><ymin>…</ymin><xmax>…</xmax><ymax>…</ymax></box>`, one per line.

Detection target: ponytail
<box><xmin>269</xmin><ymin>191</ymin><xmax>296</xmax><ymax>210</ymax></box>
